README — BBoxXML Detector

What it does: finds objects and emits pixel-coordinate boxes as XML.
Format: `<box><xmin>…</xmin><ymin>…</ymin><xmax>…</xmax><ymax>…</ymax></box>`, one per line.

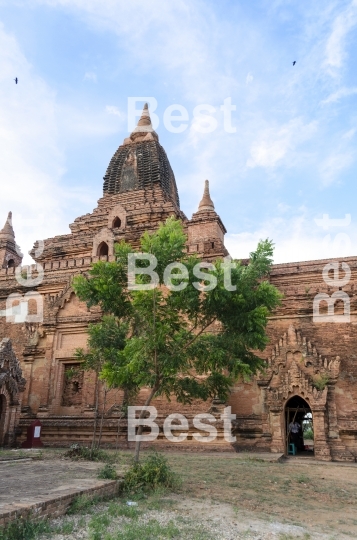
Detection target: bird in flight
<box><xmin>292</xmin><ymin>61</ymin><xmax>296</xmax><ymax>66</ymax></box>
<box><xmin>14</xmin><ymin>77</ymin><xmax>18</xmax><ymax>84</ymax></box>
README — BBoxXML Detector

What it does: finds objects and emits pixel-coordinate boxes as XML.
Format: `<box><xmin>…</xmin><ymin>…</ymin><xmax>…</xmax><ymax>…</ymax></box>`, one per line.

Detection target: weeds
<box><xmin>88</xmin><ymin>513</ymin><xmax>111</xmax><ymax>540</ymax></box>
<box><xmin>97</xmin><ymin>463</ymin><xmax>118</xmax><ymax>480</ymax></box>
<box><xmin>311</xmin><ymin>373</ymin><xmax>330</xmax><ymax>391</ymax></box>
<box><xmin>64</xmin><ymin>443</ymin><xmax>115</xmax><ymax>462</ymax></box>
<box><xmin>108</xmin><ymin>501</ymin><xmax>141</xmax><ymax>519</ymax></box>
<box><xmin>0</xmin><ymin>517</ymin><xmax>51</xmax><ymax>540</ymax></box>
<box><xmin>67</xmin><ymin>494</ymin><xmax>100</xmax><ymax>515</ymax></box>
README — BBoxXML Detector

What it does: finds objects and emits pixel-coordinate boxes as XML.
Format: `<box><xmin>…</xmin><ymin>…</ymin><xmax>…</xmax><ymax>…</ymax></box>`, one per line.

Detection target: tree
<box><xmin>73</xmin><ymin>217</ymin><xmax>281</xmax><ymax>462</ymax></box>
<box><xmin>74</xmin><ymin>316</ymin><xmax>133</xmax><ymax>455</ymax></box>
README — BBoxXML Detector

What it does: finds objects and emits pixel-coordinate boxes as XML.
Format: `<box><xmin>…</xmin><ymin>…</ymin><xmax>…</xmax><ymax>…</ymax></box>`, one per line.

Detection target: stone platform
<box><xmin>0</xmin><ymin>458</ymin><xmax>120</xmax><ymax>528</ymax></box>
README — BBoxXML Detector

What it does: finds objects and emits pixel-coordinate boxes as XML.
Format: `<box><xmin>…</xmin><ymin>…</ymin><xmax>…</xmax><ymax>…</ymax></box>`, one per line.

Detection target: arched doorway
<box><xmin>285</xmin><ymin>395</ymin><xmax>314</xmax><ymax>456</ymax></box>
<box><xmin>112</xmin><ymin>217</ymin><xmax>121</xmax><ymax>229</ymax></box>
<box><xmin>0</xmin><ymin>394</ymin><xmax>7</xmax><ymax>446</ymax></box>
<box><xmin>97</xmin><ymin>242</ymin><xmax>109</xmax><ymax>257</ymax></box>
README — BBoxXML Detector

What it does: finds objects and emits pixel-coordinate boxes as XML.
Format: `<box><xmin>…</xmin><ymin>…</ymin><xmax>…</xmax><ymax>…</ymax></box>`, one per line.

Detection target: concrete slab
<box><xmin>0</xmin><ymin>459</ymin><xmax>120</xmax><ymax>527</ymax></box>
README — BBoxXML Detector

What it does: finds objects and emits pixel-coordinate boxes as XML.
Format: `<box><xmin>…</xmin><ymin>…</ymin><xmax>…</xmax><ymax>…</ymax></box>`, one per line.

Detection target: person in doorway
<box><xmin>289</xmin><ymin>420</ymin><xmax>301</xmax><ymax>450</ymax></box>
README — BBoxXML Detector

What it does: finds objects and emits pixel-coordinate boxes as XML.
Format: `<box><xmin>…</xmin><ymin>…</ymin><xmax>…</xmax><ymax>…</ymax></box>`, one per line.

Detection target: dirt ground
<box><xmin>165</xmin><ymin>452</ymin><xmax>357</xmax><ymax>538</ymax></box>
<box><xmin>1</xmin><ymin>448</ymin><xmax>357</xmax><ymax>539</ymax></box>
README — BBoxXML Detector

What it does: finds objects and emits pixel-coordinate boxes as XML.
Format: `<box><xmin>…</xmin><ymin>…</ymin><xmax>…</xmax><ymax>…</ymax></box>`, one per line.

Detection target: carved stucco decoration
<box><xmin>257</xmin><ymin>324</ymin><xmax>340</xmax><ymax>412</ymax></box>
<box><xmin>0</xmin><ymin>338</ymin><xmax>26</xmax><ymax>404</ymax></box>
<box><xmin>46</xmin><ymin>279</ymin><xmax>73</xmax><ymax>312</ymax></box>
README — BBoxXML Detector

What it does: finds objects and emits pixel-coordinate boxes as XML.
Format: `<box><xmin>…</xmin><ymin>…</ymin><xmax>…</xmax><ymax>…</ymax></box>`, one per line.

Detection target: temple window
<box><xmin>7</xmin><ymin>259</ymin><xmax>15</xmax><ymax>268</ymax></box>
<box><xmin>97</xmin><ymin>242</ymin><xmax>109</xmax><ymax>257</ymax></box>
<box><xmin>112</xmin><ymin>217</ymin><xmax>122</xmax><ymax>229</ymax></box>
<box><xmin>62</xmin><ymin>364</ymin><xmax>84</xmax><ymax>407</ymax></box>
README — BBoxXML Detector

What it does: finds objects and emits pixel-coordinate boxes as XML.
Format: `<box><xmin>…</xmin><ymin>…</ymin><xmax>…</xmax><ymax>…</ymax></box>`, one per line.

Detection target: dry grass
<box><xmin>164</xmin><ymin>453</ymin><xmax>357</xmax><ymax>537</ymax></box>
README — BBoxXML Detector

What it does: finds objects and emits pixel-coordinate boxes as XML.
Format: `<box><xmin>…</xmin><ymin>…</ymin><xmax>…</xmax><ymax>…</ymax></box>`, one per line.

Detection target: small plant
<box><xmin>312</xmin><ymin>373</ymin><xmax>330</xmax><ymax>390</ymax></box>
<box><xmin>97</xmin><ymin>463</ymin><xmax>118</xmax><ymax>480</ymax></box>
<box><xmin>122</xmin><ymin>452</ymin><xmax>181</xmax><ymax>494</ymax></box>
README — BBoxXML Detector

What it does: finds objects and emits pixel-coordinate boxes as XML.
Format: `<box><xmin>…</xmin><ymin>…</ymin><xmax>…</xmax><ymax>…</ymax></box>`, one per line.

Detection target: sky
<box><xmin>0</xmin><ymin>0</ymin><xmax>357</xmax><ymax>264</ymax></box>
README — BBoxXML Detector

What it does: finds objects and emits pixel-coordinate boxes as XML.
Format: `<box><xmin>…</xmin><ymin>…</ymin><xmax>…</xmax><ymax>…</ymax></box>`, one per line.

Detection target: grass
<box><xmin>73</xmin><ymin>498</ymin><xmax>215</xmax><ymax>540</ymax></box>
<box><xmin>0</xmin><ymin>516</ymin><xmax>77</xmax><ymax>540</ymax></box>
<box><xmin>0</xmin><ymin>517</ymin><xmax>52</xmax><ymax>540</ymax></box>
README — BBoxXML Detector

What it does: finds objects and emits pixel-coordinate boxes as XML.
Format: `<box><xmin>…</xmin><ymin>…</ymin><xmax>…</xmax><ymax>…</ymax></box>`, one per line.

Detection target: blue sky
<box><xmin>1</xmin><ymin>0</ymin><xmax>357</xmax><ymax>263</ymax></box>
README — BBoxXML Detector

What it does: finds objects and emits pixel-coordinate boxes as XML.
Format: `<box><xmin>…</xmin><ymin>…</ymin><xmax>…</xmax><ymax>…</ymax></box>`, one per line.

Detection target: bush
<box><xmin>64</xmin><ymin>444</ymin><xmax>113</xmax><ymax>462</ymax></box>
<box><xmin>97</xmin><ymin>463</ymin><xmax>118</xmax><ymax>480</ymax></box>
<box><xmin>122</xmin><ymin>452</ymin><xmax>180</xmax><ymax>494</ymax></box>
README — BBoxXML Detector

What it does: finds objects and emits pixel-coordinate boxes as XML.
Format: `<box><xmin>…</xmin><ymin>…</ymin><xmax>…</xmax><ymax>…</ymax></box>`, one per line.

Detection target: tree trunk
<box><xmin>91</xmin><ymin>373</ymin><xmax>100</xmax><ymax>457</ymax></box>
<box><xmin>97</xmin><ymin>386</ymin><xmax>108</xmax><ymax>449</ymax></box>
<box><xmin>134</xmin><ymin>384</ymin><xmax>159</xmax><ymax>463</ymax></box>
<box><xmin>116</xmin><ymin>412</ymin><xmax>124</xmax><ymax>451</ymax></box>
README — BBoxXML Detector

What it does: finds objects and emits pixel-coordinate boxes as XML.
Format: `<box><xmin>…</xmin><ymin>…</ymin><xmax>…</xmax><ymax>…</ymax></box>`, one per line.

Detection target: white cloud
<box><xmin>226</xmin><ymin>212</ymin><xmax>357</xmax><ymax>264</ymax></box>
<box><xmin>105</xmin><ymin>105</ymin><xmax>123</xmax><ymax>118</ymax></box>
<box><xmin>0</xmin><ymin>20</ymin><xmax>129</xmax><ymax>264</ymax></box>
<box><xmin>319</xmin><ymin>150</ymin><xmax>355</xmax><ymax>186</ymax></box>
<box><xmin>321</xmin><ymin>86</ymin><xmax>357</xmax><ymax>105</ymax></box>
<box><xmin>84</xmin><ymin>71</ymin><xmax>97</xmax><ymax>82</ymax></box>
<box><xmin>3</xmin><ymin>0</ymin><xmax>357</xmax><ymax>267</ymax></box>
<box><xmin>247</xmin><ymin>118</ymin><xmax>317</xmax><ymax>169</ymax></box>
<box><xmin>32</xmin><ymin>0</ymin><xmax>239</xmax><ymax>103</ymax></box>
<box><xmin>0</xmin><ymin>23</ymin><xmax>67</xmax><ymax>263</ymax></box>
<box><xmin>324</xmin><ymin>0</ymin><xmax>357</xmax><ymax>75</ymax></box>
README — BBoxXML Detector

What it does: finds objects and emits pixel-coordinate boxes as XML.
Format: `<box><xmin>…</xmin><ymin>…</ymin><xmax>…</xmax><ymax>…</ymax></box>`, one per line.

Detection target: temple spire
<box><xmin>198</xmin><ymin>180</ymin><xmax>215</xmax><ymax>212</ymax></box>
<box><xmin>136</xmin><ymin>103</ymin><xmax>152</xmax><ymax>129</ymax></box>
<box><xmin>0</xmin><ymin>211</ymin><xmax>23</xmax><ymax>269</ymax></box>
<box><xmin>128</xmin><ymin>103</ymin><xmax>158</xmax><ymax>143</ymax></box>
<box><xmin>0</xmin><ymin>211</ymin><xmax>15</xmax><ymax>241</ymax></box>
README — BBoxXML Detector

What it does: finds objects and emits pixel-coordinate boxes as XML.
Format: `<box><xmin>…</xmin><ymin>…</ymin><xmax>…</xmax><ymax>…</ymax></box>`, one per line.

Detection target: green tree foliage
<box><xmin>73</xmin><ymin>217</ymin><xmax>281</xmax><ymax>461</ymax></box>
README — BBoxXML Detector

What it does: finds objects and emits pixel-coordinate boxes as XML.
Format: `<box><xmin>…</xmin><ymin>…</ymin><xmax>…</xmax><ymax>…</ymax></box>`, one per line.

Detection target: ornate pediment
<box><xmin>0</xmin><ymin>338</ymin><xmax>26</xmax><ymax>404</ymax></box>
<box><xmin>257</xmin><ymin>325</ymin><xmax>340</xmax><ymax>411</ymax></box>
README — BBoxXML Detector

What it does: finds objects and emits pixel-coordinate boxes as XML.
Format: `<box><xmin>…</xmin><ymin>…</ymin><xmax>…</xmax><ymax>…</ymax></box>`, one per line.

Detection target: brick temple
<box><xmin>0</xmin><ymin>105</ymin><xmax>356</xmax><ymax>461</ymax></box>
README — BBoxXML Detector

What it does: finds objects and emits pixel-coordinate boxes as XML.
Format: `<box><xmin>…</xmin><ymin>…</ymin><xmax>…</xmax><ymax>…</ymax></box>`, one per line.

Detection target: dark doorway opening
<box><xmin>112</xmin><ymin>217</ymin><xmax>121</xmax><ymax>229</ymax></box>
<box><xmin>97</xmin><ymin>242</ymin><xmax>109</xmax><ymax>257</ymax></box>
<box><xmin>285</xmin><ymin>395</ymin><xmax>314</xmax><ymax>456</ymax></box>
